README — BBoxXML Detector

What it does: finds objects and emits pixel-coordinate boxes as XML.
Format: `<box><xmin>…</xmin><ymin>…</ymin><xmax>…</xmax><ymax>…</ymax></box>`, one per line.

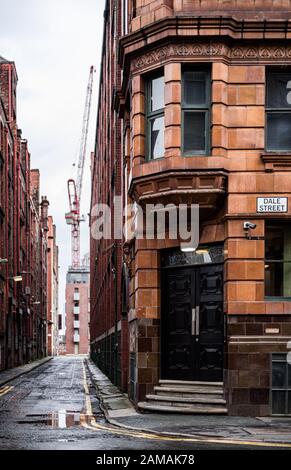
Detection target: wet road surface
<box><xmin>0</xmin><ymin>356</ymin><xmax>288</xmax><ymax>450</ymax></box>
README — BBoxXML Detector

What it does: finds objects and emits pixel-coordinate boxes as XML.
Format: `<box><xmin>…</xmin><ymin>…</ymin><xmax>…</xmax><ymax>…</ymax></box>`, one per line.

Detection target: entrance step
<box><xmin>159</xmin><ymin>380</ymin><xmax>223</xmax><ymax>388</ymax></box>
<box><xmin>138</xmin><ymin>402</ymin><xmax>228</xmax><ymax>414</ymax></box>
<box><xmin>145</xmin><ymin>394</ymin><xmax>226</xmax><ymax>406</ymax></box>
<box><xmin>154</xmin><ymin>386</ymin><xmax>224</xmax><ymax>398</ymax></box>
<box><xmin>138</xmin><ymin>380</ymin><xmax>227</xmax><ymax>415</ymax></box>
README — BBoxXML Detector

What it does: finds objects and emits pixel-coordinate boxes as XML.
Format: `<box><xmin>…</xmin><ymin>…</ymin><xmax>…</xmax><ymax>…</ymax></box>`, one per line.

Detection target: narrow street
<box><xmin>0</xmin><ymin>356</ymin><xmax>288</xmax><ymax>451</ymax></box>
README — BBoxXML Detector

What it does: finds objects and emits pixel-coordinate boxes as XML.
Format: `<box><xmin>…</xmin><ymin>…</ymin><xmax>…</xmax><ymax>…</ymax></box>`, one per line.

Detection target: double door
<box><xmin>162</xmin><ymin>264</ymin><xmax>224</xmax><ymax>382</ymax></box>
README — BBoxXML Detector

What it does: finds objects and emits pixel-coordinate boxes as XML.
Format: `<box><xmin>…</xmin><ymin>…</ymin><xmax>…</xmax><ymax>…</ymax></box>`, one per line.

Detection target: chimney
<box><xmin>40</xmin><ymin>196</ymin><xmax>49</xmax><ymax>232</ymax></box>
<box><xmin>30</xmin><ymin>169</ymin><xmax>40</xmax><ymax>211</ymax></box>
<box><xmin>0</xmin><ymin>59</ymin><xmax>18</xmax><ymax>124</ymax></box>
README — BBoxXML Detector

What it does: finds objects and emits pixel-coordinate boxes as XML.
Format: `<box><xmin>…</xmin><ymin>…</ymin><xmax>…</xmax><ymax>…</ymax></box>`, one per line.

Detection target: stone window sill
<box><xmin>261</xmin><ymin>153</ymin><xmax>291</xmax><ymax>172</ymax></box>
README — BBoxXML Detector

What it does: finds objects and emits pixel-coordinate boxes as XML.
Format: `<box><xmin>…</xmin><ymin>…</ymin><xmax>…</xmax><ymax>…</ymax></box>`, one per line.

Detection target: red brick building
<box><xmin>47</xmin><ymin>216</ymin><xmax>59</xmax><ymax>356</ymax></box>
<box><xmin>0</xmin><ymin>54</ymin><xmax>56</xmax><ymax>370</ymax></box>
<box><xmin>90</xmin><ymin>1</ymin><xmax>125</xmax><ymax>388</ymax></box>
<box><xmin>90</xmin><ymin>1</ymin><xmax>291</xmax><ymax>416</ymax></box>
<box><xmin>65</xmin><ymin>258</ymin><xmax>89</xmax><ymax>355</ymax></box>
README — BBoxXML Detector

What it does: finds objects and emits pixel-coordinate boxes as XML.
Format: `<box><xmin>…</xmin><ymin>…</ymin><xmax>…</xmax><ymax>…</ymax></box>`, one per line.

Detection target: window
<box><xmin>265</xmin><ymin>221</ymin><xmax>291</xmax><ymax>298</ymax></box>
<box><xmin>146</xmin><ymin>74</ymin><xmax>165</xmax><ymax>160</ymax></box>
<box><xmin>266</xmin><ymin>70</ymin><xmax>291</xmax><ymax>151</ymax></box>
<box><xmin>272</xmin><ymin>354</ymin><xmax>291</xmax><ymax>415</ymax></box>
<box><xmin>182</xmin><ymin>68</ymin><xmax>210</xmax><ymax>155</ymax></box>
<box><xmin>122</xmin><ymin>0</ymin><xmax>128</xmax><ymax>35</ymax></box>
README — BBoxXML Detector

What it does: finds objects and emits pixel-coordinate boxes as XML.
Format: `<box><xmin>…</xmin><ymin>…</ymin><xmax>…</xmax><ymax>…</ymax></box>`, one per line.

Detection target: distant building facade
<box><xmin>47</xmin><ymin>216</ymin><xmax>59</xmax><ymax>356</ymax></box>
<box><xmin>65</xmin><ymin>257</ymin><xmax>89</xmax><ymax>355</ymax></box>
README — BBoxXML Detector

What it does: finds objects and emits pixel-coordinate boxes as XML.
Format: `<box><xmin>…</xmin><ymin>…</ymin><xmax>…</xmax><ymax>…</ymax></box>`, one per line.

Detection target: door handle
<box><xmin>196</xmin><ymin>306</ymin><xmax>200</xmax><ymax>337</ymax></box>
<box><xmin>191</xmin><ymin>308</ymin><xmax>196</xmax><ymax>336</ymax></box>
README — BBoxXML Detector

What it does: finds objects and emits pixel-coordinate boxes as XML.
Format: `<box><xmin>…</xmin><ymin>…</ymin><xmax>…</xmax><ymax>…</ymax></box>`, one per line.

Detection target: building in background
<box><xmin>47</xmin><ymin>216</ymin><xmax>59</xmax><ymax>356</ymax></box>
<box><xmin>0</xmin><ymin>54</ymin><xmax>57</xmax><ymax>370</ymax></box>
<box><xmin>90</xmin><ymin>0</ymin><xmax>291</xmax><ymax>416</ymax></box>
<box><xmin>65</xmin><ymin>255</ymin><xmax>89</xmax><ymax>355</ymax></box>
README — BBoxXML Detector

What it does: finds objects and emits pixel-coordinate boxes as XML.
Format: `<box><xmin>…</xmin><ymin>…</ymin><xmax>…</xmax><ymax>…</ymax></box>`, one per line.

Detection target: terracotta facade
<box><xmin>91</xmin><ymin>0</ymin><xmax>291</xmax><ymax>415</ymax></box>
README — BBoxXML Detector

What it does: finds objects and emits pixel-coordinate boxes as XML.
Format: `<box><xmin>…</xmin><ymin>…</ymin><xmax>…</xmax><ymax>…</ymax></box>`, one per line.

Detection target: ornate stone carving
<box><xmin>231</xmin><ymin>45</ymin><xmax>291</xmax><ymax>60</ymax></box>
<box><xmin>132</xmin><ymin>43</ymin><xmax>291</xmax><ymax>72</ymax></box>
<box><xmin>132</xmin><ymin>43</ymin><xmax>229</xmax><ymax>71</ymax></box>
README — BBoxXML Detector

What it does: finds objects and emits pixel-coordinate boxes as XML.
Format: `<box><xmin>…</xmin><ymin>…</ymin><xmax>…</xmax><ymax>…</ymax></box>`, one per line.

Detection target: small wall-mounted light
<box><xmin>181</xmin><ymin>247</ymin><xmax>196</xmax><ymax>253</ymax></box>
<box><xmin>8</xmin><ymin>276</ymin><xmax>23</xmax><ymax>283</ymax></box>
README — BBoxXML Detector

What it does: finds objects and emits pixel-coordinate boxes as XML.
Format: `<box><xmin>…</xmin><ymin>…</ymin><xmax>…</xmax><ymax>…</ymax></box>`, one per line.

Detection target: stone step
<box><xmin>154</xmin><ymin>386</ymin><xmax>224</xmax><ymax>397</ymax></box>
<box><xmin>159</xmin><ymin>380</ymin><xmax>223</xmax><ymax>388</ymax></box>
<box><xmin>146</xmin><ymin>394</ymin><xmax>226</xmax><ymax>406</ymax></box>
<box><xmin>138</xmin><ymin>402</ymin><xmax>228</xmax><ymax>415</ymax></box>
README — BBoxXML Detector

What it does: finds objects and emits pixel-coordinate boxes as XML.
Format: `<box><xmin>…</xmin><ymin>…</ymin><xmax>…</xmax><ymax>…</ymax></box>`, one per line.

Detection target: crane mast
<box><xmin>66</xmin><ymin>66</ymin><xmax>95</xmax><ymax>268</ymax></box>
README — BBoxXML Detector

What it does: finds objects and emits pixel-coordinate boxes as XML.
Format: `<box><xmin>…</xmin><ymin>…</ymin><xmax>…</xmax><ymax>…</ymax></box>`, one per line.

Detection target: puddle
<box><xmin>17</xmin><ymin>410</ymin><xmax>103</xmax><ymax>428</ymax></box>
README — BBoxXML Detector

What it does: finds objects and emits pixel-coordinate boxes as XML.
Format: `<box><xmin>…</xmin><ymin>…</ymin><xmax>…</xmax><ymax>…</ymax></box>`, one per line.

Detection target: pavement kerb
<box><xmin>99</xmin><ymin>410</ymin><xmax>291</xmax><ymax>446</ymax></box>
<box><xmin>0</xmin><ymin>357</ymin><xmax>53</xmax><ymax>387</ymax></box>
<box><xmin>85</xmin><ymin>358</ymin><xmax>291</xmax><ymax>446</ymax></box>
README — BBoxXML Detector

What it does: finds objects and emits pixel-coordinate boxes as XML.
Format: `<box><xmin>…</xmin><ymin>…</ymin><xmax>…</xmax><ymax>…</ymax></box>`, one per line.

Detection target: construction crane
<box><xmin>65</xmin><ymin>66</ymin><xmax>95</xmax><ymax>268</ymax></box>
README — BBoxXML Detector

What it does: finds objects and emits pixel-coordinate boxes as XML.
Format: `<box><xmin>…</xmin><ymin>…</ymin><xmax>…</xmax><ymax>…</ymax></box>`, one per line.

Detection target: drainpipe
<box><xmin>113</xmin><ymin>0</ymin><xmax>119</xmax><ymax>387</ymax></box>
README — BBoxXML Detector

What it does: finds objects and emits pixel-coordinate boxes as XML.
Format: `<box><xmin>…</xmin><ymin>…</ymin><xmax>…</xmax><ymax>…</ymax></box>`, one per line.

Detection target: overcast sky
<box><xmin>0</xmin><ymin>0</ymin><xmax>105</xmax><ymax>314</ymax></box>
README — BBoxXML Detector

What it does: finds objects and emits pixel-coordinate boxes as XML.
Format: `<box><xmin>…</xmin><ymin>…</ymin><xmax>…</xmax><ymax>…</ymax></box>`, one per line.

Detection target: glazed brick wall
<box><xmin>226</xmin><ymin>315</ymin><xmax>291</xmax><ymax>416</ymax></box>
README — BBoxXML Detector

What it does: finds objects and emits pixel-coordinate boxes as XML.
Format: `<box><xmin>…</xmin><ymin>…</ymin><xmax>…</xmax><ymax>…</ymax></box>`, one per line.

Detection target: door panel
<box><xmin>197</xmin><ymin>264</ymin><xmax>224</xmax><ymax>381</ymax></box>
<box><xmin>162</xmin><ymin>263</ymin><xmax>224</xmax><ymax>382</ymax></box>
<box><xmin>162</xmin><ymin>269</ymin><xmax>195</xmax><ymax>380</ymax></box>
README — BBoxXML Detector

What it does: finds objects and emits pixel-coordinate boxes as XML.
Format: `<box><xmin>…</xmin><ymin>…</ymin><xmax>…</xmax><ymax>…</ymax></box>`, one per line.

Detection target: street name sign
<box><xmin>257</xmin><ymin>197</ymin><xmax>288</xmax><ymax>213</ymax></box>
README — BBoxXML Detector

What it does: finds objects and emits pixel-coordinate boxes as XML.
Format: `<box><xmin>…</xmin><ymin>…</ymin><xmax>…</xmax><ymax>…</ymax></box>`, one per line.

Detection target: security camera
<box><xmin>243</xmin><ymin>222</ymin><xmax>257</xmax><ymax>230</ymax></box>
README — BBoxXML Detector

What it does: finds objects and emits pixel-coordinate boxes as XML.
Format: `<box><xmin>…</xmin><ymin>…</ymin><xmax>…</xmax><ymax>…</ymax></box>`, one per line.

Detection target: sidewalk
<box><xmin>86</xmin><ymin>359</ymin><xmax>291</xmax><ymax>445</ymax></box>
<box><xmin>0</xmin><ymin>357</ymin><xmax>52</xmax><ymax>387</ymax></box>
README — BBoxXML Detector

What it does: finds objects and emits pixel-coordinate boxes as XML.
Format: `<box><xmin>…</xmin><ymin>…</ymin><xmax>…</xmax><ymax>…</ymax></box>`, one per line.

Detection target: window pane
<box><xmin>272</xmin><ymin>391</ymin><xmax>286</xmax><ymax>414</ymax></box>
<box><xmin>183</xmin><ymin>71</ymin><xmax>206</xmax><ymax>106</ymax></box>
<box><xmin>150</xmin><ymin>76</ymin><xmax>164</xmax><ymax>112</ymax></box>
<box><xmin>267</xmin><ymin>73</ymin><xmax>291</xmax><ymax>109</ymax></box>
<box><xmin>265</xmin><ymin>224</ymin><xmax>291</xmax><ymax>297</ymax></box>
<box><xmin>266</xmin><ymin>113</ymin><xmax>291</xmax><ymax>151</ymax></box>
<box><xmin>284</xmin><ymin>227</ymin><xmax>291</xmax><ymax>296</ymax></box>
<box><xmin>288</xmin><ymin>392</ymin><xmax>291</xmax><ymax>414</ymax></box>
<box><xmin>272</xmin><ymin>361</ymin><xmax>287</xmax><ymax>388</ymax></box>
<box><xmin>289</xmin><ymin>364</ymin><xmax>291</xmax><ymax>388</ymax></box>
<box><xmin>265</xmin><ymin>225</ymin><xmax>284</xmax><ymax>261</ymax></box>
<box><xmin>265</xmin><ymin>262</ymin><xmax>283</xmax><ymax>297</ymax></box>
<box><xmin>184</xmin><ymin>112</ymin><xmax>206</xmax><ymax>153</ymax></box>
<box><xmin>150</xmin><ymin>116</ymin><xmax>164</xmax><ymax>159</ymax></box>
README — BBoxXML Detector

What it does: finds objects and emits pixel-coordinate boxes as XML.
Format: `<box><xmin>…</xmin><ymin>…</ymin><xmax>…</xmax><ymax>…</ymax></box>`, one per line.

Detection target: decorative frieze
<box><xmin>133</xmin><ymin>43</ymin><xmax>229</xmax><ymax>71</ymax></box>
<box><xmin>132</xmin><ymin>42</ymin><xmax>291</xmax><ymax>72</ymax></box>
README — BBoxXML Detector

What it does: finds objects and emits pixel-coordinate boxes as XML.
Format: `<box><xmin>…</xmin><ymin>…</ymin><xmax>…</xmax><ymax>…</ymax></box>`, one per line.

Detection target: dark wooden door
<box><xmin>197</xmin><ymin>264</ymin><xmax>224</xmax><ymax>381</ymax></box>
<box><xmin>162</xmin><ymin>264</ymin><xmax>224</xmax><ymax>381</ymax></box>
